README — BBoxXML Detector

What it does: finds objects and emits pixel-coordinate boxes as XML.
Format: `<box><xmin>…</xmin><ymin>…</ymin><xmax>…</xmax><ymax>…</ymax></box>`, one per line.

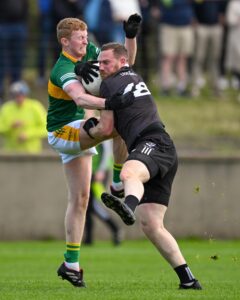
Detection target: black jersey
<box><xmin>100</xmin><ymin>66</ymin><xmax>167</xmax><ymax>151</ymax></box>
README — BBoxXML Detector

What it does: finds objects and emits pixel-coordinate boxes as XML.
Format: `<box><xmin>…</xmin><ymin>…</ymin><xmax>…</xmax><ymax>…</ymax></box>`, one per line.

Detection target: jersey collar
<box><xmin>62</xmin><ymin>51</ymin><xmax>78</xmax><ymax>63</ymax></box>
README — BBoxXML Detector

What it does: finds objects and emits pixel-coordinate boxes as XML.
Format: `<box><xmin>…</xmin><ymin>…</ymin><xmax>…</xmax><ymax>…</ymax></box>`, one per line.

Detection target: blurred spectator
<box><xmin>52</xmin><ymin>0</ymin><xmax>86</xmax><ymax>59</ymax></box>
<box><xmin>155</xmin><ymin>0</ymin><xmax>194</xmax><ymax>96</ymax></box>
<box><xmin>0</xmin><ymin>0</ymin><xmax>29</xmax><ymax>103</ymax></box>
<box><xmin>108</xmin><ymin>0</ymin><xmax>141</xmax><ymax>43</ymax></box>
<box><xmin>84</xmin><ymin>141</ymin><xmax>122</xmax><ymax>246</ymax></box>
<box><xmin>36</xmin><ymin>0</ymin><xmax>54</xmax><ymax>86</ymax></box>
<box><xmin>83</xmin><ymin>0</ymin><xmax>114</xmax><ymax>45</ymax></box>
<box><xmin>218</xmin><ymin>0</ymin><xmax>229</xmax><ymax>91</ymax></box>
<box><xmin>0</xmin><ymin>81</ymin><xmax>47</xmax><ymax>153</ymax></box>
<box><xmin>135</xmin><ymin>0</ymin><xmax>158</xmax><ymax>83</ymax></box>
<box><xmin>224</xmin><ymin>0</ymin><xmax>240</xmax><ymax>97</ymax></box>
<box><xmin>191</xmin><ymin>0</ymin><xmax>225</xmax><ymax>97</ymax></box>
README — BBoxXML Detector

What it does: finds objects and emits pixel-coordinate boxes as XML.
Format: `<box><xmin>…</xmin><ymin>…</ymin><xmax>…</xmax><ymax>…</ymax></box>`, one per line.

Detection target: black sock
<box><xmin>174</xmin><ymin>264</ymin><xmax>195</xmax><ymax>284</ymax></box>
<box><xmin>124</xmin><ymin>195</ymin><xmax>139</xmax><ymax>212</ymax></box>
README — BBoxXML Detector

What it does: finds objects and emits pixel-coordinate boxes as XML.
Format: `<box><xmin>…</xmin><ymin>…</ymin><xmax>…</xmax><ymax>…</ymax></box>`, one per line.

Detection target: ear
<box><xmin>61</xmin><ymin>37</ymin><xmax>69</xmax><ymax>47</ymax></box>
<box><xmin>120</xmin><ymin>56</ymin><xmax>127</xmax><ymax>66</ymax></box>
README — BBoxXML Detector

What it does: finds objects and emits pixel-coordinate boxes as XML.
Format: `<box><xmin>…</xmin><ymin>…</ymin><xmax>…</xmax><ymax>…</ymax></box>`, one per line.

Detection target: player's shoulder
<box><xmin>83</xmin><ymin>42</ymin><xmax>100</xmax><ymax>62</ymax></box>
<box><xmin>50</xmin><ymin>54</ymin><xmax>76</xmax><ymax>86</ymax></box>
<box><xmin>118</xmin><ymin>67</ymin><xmax>138</xmax><ymax>77</ymax></box>
<box><xmin>104</xmin><ymin>67</ymin><xmax>139</xmax><ymax>87</ymax></box>
<box><xmin>101</xmin><ymin>66</ymin><xmax>139</xmax><ymax>96</ymax></box>
<box><xmin>51</xmin><ymin>54</ymin><xmax>74</xmax><ymax>74</ymax></box>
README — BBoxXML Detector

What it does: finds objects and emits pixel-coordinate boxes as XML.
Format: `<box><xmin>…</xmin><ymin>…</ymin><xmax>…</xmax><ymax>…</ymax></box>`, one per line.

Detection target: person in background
<box><xmin>153</xmin><ymin>0</ymin><xmax>194</xmax><ymax>96</ymax></box>
<box><xmin>136</xmin><ymin>0</ymin><xmax>158</xmax><ymax>83</ymax></box>
<box><xmin>0</xmin><ymin>0</ymin><xmax>29</xmax><ymax>103</ymax></box>
<box><xmin>218</xmin><ymin>0</ymin><xmax>229</xmax><ymax>91</ymax></box>
<box><xmin>225</xmin><ymin>0</ymin><xmax>240</xmax><ymax>100</ymax></box>
<box><xmin>108</xmin><ymin>0</ymin><xmax>141</xmax><ymax>43</ymax></box>
<box><xmin>83</xmin><ymin>0</ymin><xmax>115</xmax><ymax>46</ymax></box>
<box><xmin>84</xmin><ymin>141</ymin><xmax>122</xmax><ymax>246</ymax></box>
<box><xmin>0</xmin><ymin>81</ymin><xmax>47</xmax><ymax>153</ymax></box>
<box><xmin>191</xmin><ymin>0</ymin><xmax>225</xmax><ymax>97</ymax></box>
<box><xmin>36</xmin><ymin>0</ymin><xmax>54</xmax><ymax>86</ymax></box>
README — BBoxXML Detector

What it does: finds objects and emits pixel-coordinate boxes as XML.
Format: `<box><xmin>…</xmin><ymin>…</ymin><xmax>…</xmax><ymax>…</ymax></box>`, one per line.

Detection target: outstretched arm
<box><xmin>124</xmin><ymin>13</ymin><xmax>142</xmax><ymax>66</ymax></box>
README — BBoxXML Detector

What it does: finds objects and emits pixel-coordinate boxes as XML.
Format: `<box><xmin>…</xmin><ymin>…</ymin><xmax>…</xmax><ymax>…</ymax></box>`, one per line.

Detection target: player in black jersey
<box><xmin>84</xmin><ymin>43</ymin><xmax>202</xmax><ymax>290</ymax></box>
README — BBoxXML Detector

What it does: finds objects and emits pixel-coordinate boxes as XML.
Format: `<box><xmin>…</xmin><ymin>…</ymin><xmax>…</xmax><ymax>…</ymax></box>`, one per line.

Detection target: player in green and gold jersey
<box><xmin>47</xmin><ymin>15</ymin><xmax>142</xmax><ymax>287</ymax></box>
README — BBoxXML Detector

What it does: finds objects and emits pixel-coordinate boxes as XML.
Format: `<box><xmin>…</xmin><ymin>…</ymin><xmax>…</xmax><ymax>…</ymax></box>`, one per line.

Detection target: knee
<box><xmin>140</xmin><ymin>218</ymin><xmax>164</xmax><ymax>235</ymax></box>
<box><xmin>69</xmin><ymin>191</ymin><xmax>89</xmax><ymax>213</ymax></box>
<box><xmin>120</xmin><ymin>167</ymin><xmax>135</xmax><ymax>182</ymax></box>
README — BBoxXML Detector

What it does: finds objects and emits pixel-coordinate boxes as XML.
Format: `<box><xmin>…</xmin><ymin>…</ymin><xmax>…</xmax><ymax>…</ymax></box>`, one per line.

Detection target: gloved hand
<box><xmin>123</xmin><ymin>13</ymin><xmax>142</xmax><ymax>39</ymax></box>
<box><xmin>83</xmin><ymin>117</ymin><xmax>99</xmax><ymax>139</ymax></box>
<box><xmin>74</xmin><ymin>61</ymin><xmax>99</xmax><ymax>84</ymax></box>
<box><xmin>105</xmin><ymin>91</ymin><xmax>135</xmax><ymax>110</ymax></box>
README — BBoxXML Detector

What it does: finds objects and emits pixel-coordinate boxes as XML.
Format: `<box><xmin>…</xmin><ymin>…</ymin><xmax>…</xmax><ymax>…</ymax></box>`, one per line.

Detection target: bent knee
<box><xmin>120</xmin><ymin>167</ymin><xmax>136</xmax><ymax>182</ymax></box>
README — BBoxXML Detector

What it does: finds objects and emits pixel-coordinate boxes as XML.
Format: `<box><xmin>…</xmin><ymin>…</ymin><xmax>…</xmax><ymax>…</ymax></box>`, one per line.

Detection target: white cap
<box><xmin>9</xmin><ymin>81</ymin><xmax>30</xmax><ymax>96</ymax></box>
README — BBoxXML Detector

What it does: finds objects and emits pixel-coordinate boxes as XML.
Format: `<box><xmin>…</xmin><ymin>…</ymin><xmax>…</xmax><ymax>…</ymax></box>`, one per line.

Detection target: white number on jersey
<box><xmin>123</xmin><ymin>82</ymin><xmax>151</xmax><ymax>98</ymax></box>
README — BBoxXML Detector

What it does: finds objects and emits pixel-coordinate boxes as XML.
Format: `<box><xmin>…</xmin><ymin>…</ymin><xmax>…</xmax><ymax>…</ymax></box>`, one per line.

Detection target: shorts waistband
<box><xmin>137</xmin><ymin>122</ymin><xmax>165</xmax><ymax>138</ymax></box>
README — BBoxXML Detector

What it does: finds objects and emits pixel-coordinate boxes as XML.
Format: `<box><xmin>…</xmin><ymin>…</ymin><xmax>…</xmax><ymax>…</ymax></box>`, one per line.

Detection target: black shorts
<box><xmin>126</xmin><ymin>139</ymin><xmax>178</xmax><ymax>206</ymax></box>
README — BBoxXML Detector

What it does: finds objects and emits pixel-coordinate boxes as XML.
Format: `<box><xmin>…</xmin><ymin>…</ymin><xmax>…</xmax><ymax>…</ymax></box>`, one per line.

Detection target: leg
<box><xmin>101</xmin><ymin>160</ymin><xmax>149</xmax><ymax>225</ymax></box>
<box><xmin>176</xmin><ymin>54</ymin><xmax>188</xmax><ymax>94</ymax></box>
<box><xmin>160</xmin><ymin>25</ymin><xmax>177</xmax><ymax>94</ymax></box>
<box><xmin>111</xmin><ymin>135</ymin><xmax>128</xmax><ymax>197</ymax></box>
<box><xmin>161</xmin><ymin>55</ymin><xmax>175</xmax><ymax>92</ymax></box>
<box><xmin>137</xmin><ymin>203</ymin><xmax>202</xmax><ymax>289</ymax></box>
<box><xmin>112</xmin><ymin>135</ymin><xmax>128</xmax><ymax>165</ymax></box>
<box><xmin>192</xmin><ymin>26</ymin><xmax>208</xmax><ymax>88</ymax></box>
<box><xmin>138</xmin><ymin>203</ymin><xmax>185</xmax><ymax>267</ymax></box>
<box><xmin>121</xmin><ymin>160</ymin><xmax>149</xmax><ymax>199</ymax></box>
<box><xmin>63</xmin><ymin>155</ymin><xmax>92</xmax><ymax>245</ymax></box>
<box><xmin>57</xmin><ymin>155</ymin><xmax>92</xmax><ymax>287</ymax></box>
<box><xmin>210</xmin><ymin>26</ymin><xmax>223</xmax><ymax>89</ymax></box>
<box><xmin>83</xmin><ymin>186</ymin><xmax>94</xmax><ymax>245</ymax></box>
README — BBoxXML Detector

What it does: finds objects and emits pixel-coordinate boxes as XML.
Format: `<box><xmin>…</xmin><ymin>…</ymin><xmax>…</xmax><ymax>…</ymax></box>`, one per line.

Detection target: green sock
<box><xmin>64</xmin><ymin>242</ymin><xmax>80</xmax><ymax>263</ymax></box>
<box><xmin>162</xmin><ymin>0</ymin><xmax>172</xmax><ymax>7</ymax></box>
<box><xmin>113</xmin><ymin>163</ymin><xmax>123</xmax><ymax>183</ymax></box>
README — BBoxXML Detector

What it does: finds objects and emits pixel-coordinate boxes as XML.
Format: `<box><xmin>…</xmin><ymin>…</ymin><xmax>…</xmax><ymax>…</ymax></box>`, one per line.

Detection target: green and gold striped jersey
<box><xmin>47</xmin><ymin>42</ymin><xmax>100</xmax><ymax>132</ymax></box>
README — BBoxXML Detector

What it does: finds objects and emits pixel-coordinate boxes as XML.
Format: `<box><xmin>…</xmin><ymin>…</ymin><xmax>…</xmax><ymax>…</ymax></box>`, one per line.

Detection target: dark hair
<box><xmin>101</xmin><ymin>42</ymin><xmax>128</xmax><ymax>60</ymax></box>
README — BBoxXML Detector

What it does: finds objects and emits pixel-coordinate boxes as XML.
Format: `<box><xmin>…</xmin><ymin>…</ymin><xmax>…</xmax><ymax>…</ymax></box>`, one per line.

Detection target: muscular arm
<box><xmin>89</xmin><ymin>111</ymin><xmax>128</xmax><ymax>166</ymax></box>
<box><xmin>89</xmin><ymin>110</ymin><xmax>116</xmax><ymax>140</ymax></box>
<box><xmin>125</xmin><ymin>38</ymin><xmax>137</xmax><ymax>66</ymax></box>
<box><xmin>64</xmin><ymin>81</ymin><xmax>106</xmax><ymax>109</ymax></box>
<box><xmin>124</xmin><ymin>13</ymin><xmax>142</xmax><ymax>66</ymax></box>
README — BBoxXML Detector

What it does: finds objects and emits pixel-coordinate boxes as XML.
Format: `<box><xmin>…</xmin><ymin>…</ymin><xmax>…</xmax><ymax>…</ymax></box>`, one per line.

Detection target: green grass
<box><xmin>0</xmin><ymin>239</ymin><xmax>240</xmax><ymax>299</ymax></box>
<box><xmin>151</xmin><ymin>86</ymin><xmax>240</xmax><ymax>154</ymax></box>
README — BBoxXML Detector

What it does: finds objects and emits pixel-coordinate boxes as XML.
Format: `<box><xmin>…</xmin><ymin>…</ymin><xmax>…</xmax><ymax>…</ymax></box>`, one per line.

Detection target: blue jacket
<box><xmin>160</xmin><ymin>0</ymin><xmax>194</xmax><ymax>26</ymax></box>
<box><xmin>193</xmin><ymin>0</ymin><xmax>225</xmax><ymax>25</ymax></box>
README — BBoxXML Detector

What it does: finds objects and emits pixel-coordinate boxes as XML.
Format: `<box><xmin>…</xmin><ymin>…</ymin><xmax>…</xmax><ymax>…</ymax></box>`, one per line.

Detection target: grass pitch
<box><xmin>0</xmin><ymin>239</ymin><xmax>239</xmax><ymax>300</ymax></box>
